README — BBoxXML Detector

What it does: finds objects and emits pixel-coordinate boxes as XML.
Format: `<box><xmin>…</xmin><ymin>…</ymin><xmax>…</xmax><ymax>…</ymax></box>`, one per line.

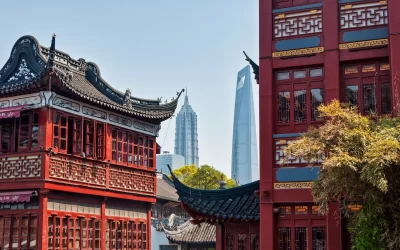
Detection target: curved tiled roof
<box><xmin>168</xmin><ymin>165</ymin><xmax>260</xmax><ymax>222</ymax></box>
<box><xmin>0</xmin><ymin>35</ymin><xmax>183</xmax><ymax>123</ymax></box>
<box><xmin>156</xmin><ymin>174</ymin><xmax>179</xmax><ymax>202</ymax></box>
<box><xmin>164</xmin><ymin>221</ymin><xmax>216</xmax><ymax>245</ymax></box>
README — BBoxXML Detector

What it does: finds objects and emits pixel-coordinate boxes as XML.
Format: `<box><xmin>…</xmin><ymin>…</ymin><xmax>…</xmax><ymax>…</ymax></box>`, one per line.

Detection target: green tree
<box><xmin>284</xmin><ymin>100</ymin><xmax>400</xmax><ymax>249</ymax></box>
<box><xmin>172</xmin><ymin>164</ymin><xmax>237</xmax><ymax>189</ymax></box>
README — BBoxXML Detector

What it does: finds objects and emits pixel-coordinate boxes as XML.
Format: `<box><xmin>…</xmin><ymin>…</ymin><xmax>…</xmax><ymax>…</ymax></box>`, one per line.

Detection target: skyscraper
<box><xmin>156</xmin><ymin>151</ymin><xmax>185</xmax><ymax>172</ymax></box>
<box><xmin>231</xmin><ymin>65</ymin><xmax>259</xmax><ymax>184</ymax></box>
<box><xmin>174</xmin><ymin>93</ymin><xmax>199</xmax><ymax>167</ymax></box>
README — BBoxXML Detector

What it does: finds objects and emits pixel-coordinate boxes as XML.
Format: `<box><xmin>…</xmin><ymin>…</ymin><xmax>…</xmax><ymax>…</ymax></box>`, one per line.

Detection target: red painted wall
<box><xmin>258</xmin><ymin>0</ymin><xmax>394</xmax><ymax>249</ymax></box>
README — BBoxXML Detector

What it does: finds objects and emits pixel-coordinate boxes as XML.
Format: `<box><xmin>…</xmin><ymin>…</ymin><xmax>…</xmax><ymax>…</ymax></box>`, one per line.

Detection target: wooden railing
<box><xmin>48</xmin><ymin>154</ymin><xmax>155</xmax><ymax>196</ymax></box>
<box><xmin>0</xmin><ymin>152</ymin><xmax>43</xmax><ymax>180</ymax></box>
<box><xmin>0</xmin><ymin>152</ymin><xmax>156</xmax><ymax>196</ymax></box>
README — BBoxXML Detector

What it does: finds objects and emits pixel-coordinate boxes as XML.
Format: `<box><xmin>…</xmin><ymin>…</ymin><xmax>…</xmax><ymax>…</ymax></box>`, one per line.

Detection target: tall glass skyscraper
<box><xmin>231</xmin><ymin>65</ymin><xmax>259</xmax><ymax>184</ymax></box>
<box><xmin>174</xmin><ymin>94</ymin><xmax>199</xmax><ymax>167</ymax></box>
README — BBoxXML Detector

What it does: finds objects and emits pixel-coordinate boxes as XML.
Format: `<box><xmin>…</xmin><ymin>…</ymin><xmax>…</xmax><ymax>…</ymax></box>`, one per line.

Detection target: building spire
<box><xmin>47</xmin><ymin>34</ymin><xmax>56</xmax><ymax>71</ymax></box>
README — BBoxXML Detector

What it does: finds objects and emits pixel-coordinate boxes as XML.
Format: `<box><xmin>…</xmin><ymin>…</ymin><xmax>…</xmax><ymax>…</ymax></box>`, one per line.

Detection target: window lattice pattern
<box><xmin>340</xmin><ymin>2</ymin><xmax>388</xmax><ymax>30</ymax></box>
<box><xmin>279</xmin><ymin>228</ymin><xmax>291</xmax><ymax>250</ymax></box>
<box><xmin>278</xmin><ymin>92</ymin><xmax>291</xmax><ymax>124</ymax></box>
<box><xmin>275</xmin><ymin>10</ymin><xmax>322</xmax><ymax>38</ymax></box>
<box><xmin>294</xmin><ymin>90</ymin><xmax>307</xmax><ymax>122</ymax></box>
<box><xmin>311</xmin><ymin>89</ymin><xmax>324</xmax><ymax>121</ymax></box>
<box><xmin>312</xmin><ymin>227</ymin><xmax>326</xmax><ymax>250</ymax></box>
<box><xmin>295</xmin><ymin>228</ymin><xmax>308</xmax><ymax>250</ymax></box>
<box><xmin>363</xmin><ymin>84</ymin><xmax>377</xmax><ymax>115</ymax></box>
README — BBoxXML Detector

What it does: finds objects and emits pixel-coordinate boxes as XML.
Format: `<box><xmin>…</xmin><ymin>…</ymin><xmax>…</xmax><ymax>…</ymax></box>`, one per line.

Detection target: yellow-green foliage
<box><xmin>284</xmin><ymin>100</ymin><xmax>400</xmax><ymax>249</ymax></box>
<box><xmin>172</xmin><ymin>165</ymin><xmax>237</xmax><ymax>190</ymax></box>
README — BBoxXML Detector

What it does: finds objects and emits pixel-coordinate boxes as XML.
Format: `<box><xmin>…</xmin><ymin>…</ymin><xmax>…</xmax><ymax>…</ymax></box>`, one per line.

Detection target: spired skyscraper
<box><xmin>231</xmin><ymin>65</ymin><xmax>259</xmax><ymax>184</ymax></box>
<box><xmin>174</xmin><ymin>93</ymin><xmax>199</xmax><ymax>167</ymax></box>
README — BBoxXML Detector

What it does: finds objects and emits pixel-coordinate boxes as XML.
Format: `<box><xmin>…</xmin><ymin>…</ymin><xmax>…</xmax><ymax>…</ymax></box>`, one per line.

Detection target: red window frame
<box><xmin>277</xmin><ymin>204</ymin><xmax>326</xmax><ymax>250</ymax></box>
<box><xmin>111</xmin><ymin>126</ymin><xmax>155</xmax><ymax>168</ymax></box>
<box><xmin>53</xmin><ymin>112</ymin><xmax>68</xmax><ymax>153</ymax></box>
<box><xmin>342</xmin><ymin>60</ymin><xmax>391</xmax><ymax>116</ymax></box>
<box><xmin>52</xmin><ymin>111</ymin><xmax>105</xmax><ymax>160</ymax></box>
<box><xmin>96</xmin><ymin>122</ymin><xmax>105</xmax><ymax>160</ymax></box>
<box><xmin>105</xmin><ymin>220</ymin><xmax>147</xmax><ymax>250</ymax></box>
<box><xmin>48</xmin><ymin>215</ymin><xmax>101</xmax><ymax>250</ymax></box>
<box><xmin>18</xmin><ymin>111</ymin><xmax>39</xmax><ymax>152</ymax></box>
<box><xmin>84</xmin><ymin>119</ymin><xmax>95</xmax><ymax>158</ymax></box>
<box><xmin>0</xmin><ymin>118</ymin><xmax>15</xmax><ymax>153</ymax></box>
<box><xmin>276</xmin><ymin>67</ymin><xmax>325</xmax><ymax>133</ymax></box>
<box><xmin>0</xmin><ymin>214</ymin><xmax>38</xmax><ymax>250</ymax></box>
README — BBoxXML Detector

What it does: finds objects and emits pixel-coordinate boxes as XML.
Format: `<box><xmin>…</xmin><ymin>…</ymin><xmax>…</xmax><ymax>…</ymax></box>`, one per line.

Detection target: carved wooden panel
<box><xmin>0</xmin><ymin>154</ymin><xmax>41</xmax><ymax>179</ymax></box>
<box><xmin>49</xmin><ymin>156</ymin><xmax>106</xmax><ymax>186</ymax></box>
<box><xmin>340</xmin><ymin>2</ymin><xmax>387</xmax><ymax>30</ymax></box>
<box><xmin>275</xmin><ymin>139</ymin><xmax>323</xmax><ymax>167</ymax></box>
<box><xmin>109</xmin><ymin>166</ymin><xmax>154</xmax><ymax>194</ymax></box>
<box><xmin>275</xmin><ymin>139</ymin><xmax>307</xmax><ymax>166</ymax></box>
<box><xmin>274</xmin><ymin>10</ymin><xmax>322</xmax><ymax>38</ymax></box>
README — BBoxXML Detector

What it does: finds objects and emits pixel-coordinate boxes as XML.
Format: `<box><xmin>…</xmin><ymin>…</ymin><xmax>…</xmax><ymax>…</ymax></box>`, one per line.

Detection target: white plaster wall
<box><xmin>151</xmin><ymin>226</ymin><xmax>170</xmax><ymax>250</ymax></box>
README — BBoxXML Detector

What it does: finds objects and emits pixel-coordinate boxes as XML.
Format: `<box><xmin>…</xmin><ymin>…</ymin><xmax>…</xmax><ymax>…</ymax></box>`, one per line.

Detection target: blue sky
<box><xmin>0</xmin><ymin>1</ymin><xmax>259</xmax><ymax>177</ymax></box>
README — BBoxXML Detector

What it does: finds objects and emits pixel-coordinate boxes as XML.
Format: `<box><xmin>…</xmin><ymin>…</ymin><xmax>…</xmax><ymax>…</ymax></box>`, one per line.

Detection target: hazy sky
<box><xmin>0</xmin><ymin>1</ymin><xmax>259</xmax><ymax>177</ymax></box>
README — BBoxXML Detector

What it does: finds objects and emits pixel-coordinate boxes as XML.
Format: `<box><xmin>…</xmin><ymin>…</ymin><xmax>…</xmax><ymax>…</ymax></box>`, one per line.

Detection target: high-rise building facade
<box><xmin>156</xmin><ymin>151</ymin><xmax>185</xmax><ymax>172</ymax></box>
<box><xmin>231</xmin><ymin>65</ymin><xmax>259</xmax><ymax>185</ymax></box>
<box><xmin>174</xmin><ymin>94</ymin><xmax>199</xmax><ymax>167</ymax></box>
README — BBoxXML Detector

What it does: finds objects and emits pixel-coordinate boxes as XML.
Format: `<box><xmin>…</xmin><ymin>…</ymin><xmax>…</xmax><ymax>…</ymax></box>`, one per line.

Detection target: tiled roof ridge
<box><xmin>0</xmin><ymin>35</ymin><xmax>184</xmax><ymax>122</ymax></box>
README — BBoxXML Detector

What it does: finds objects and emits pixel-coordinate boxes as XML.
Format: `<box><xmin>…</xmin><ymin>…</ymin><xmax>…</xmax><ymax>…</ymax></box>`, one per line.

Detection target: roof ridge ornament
<box><xmin>46</xmin><ymin>34</ymin><xmax>56</xmax><ymax>72</ymax></box>
<box><xmin>78</xmin><ymin>58</ymin><xmax>87</xmax><ymax>73</ymax></box>
<box><xmin>243</xmin><ymin>51</ymin><xmax>259</xmax><ymax>83</ymax></box>
<box><xmin>123</xmin><ymin>88</ymin><xmax>133</xmax><ymax>108</ymax></box>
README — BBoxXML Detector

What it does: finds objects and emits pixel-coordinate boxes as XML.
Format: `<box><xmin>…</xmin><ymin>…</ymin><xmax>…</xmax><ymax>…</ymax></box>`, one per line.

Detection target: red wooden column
<box><xmin>259</xmin><ymin>0</ymin><xmax>274</xmax><ymax>248</ymax></box>
<box><xmin>323</xmin><ymin>0</ymin><xmax>340</xmax><ymax>103</ymax></box>
<box><xmin>326</xmin><ymin>202</ymin><xmax>342</xmax><ymax>250</ymax></box>
<box><xmin>38</xmin><ymin>189</ymin><xmax>49</xmax><ymax>250</ymax></box>
<box><xmin>388</xmin><ymin>0</ymin><xmax>400</xmax><ymax>115</ymax></box>
<box><xmin>101</xmin><ymin>198</ymin><xmax>107</xmax><ymax>250</ymax></box>
<box><xmin>216</xmin><ymin>223</ymin><xmax>223</xmax><ymax>250</ymax></box>
<box><xmin>147</xmin><ymin>205</ymin><xmax>152</xmax><ymax>250</ymax></box>
<box><xmin>322</xmin><ymin>1</ymin><xmax>342</xmax><ymax>249</ymax></box>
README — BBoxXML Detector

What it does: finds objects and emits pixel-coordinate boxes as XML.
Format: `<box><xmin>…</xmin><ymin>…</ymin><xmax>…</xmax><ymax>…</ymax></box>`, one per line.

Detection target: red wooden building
<box><xmin>257</xmin><ymin>0</ymin><xmax>400</xmax><ymax>249</ymax></box>
<box><xmin>0</xmin><ymin>35</ymin><xmax>183</xmax><ymax>250</ymax></box>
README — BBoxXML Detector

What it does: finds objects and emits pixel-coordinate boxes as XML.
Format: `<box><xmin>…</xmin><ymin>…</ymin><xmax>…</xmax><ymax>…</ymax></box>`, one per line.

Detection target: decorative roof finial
<box><xmin>243</xmin><ymin>51</ymin><xmax>259</xmax><ymax>83</ymax></box>
<box><xmin>123</xmin><ymin>88</ymin><xmax>133</xmax><ymax>108</ymax></box>
<box><xmin>47</xmin><ymin>34</ymin><xmax>56</xmax><ymax>71</ymax></box>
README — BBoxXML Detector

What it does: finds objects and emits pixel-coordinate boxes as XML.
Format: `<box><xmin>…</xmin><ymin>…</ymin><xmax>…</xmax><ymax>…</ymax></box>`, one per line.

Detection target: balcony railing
<box><xmin>0</xmin><ymin>152</ymin><xmax>155</xmax><ymax>196</ymax></box>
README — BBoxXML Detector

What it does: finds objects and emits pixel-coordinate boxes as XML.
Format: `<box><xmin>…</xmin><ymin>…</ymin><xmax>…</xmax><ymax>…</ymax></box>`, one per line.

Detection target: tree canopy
<box><xmin>172</xmin><ymin>165</ymin><xmax>237</xmax><ymax>189</ymax></box>
<box><xmin>284</xmin><ymin>100</ymin><xmax>400</xmax><ymax>249</ymax></box>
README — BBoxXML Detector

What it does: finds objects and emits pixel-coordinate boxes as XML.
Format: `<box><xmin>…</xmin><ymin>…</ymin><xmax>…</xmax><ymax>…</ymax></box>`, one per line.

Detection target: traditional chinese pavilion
<box><xmin>168</xmin><ymin>165</ymin><xmax>260</xmax><ymax>250</ymax></box>
<box><xmin>257</xmin><ymin>0</ymin><xmax>399</xmax><ymax>249</ymax></box>
<box><xmin>0</xmin><ymin>34</ymin><xmax>183</xmax><ymax>249</ymax></box>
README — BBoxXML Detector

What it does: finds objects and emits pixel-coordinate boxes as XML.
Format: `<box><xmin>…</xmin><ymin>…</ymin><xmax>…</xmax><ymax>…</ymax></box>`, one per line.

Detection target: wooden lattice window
<box><xmin>343</xmin><ymin>60</ymin><xmax>391</xmax><ymax>115</ymax></box>
<box><xmin>48</xmin><ymin>216</ymin><xmax>101</xmax><ymax>250</ymax></box>
<box><xmin>0</xmin><ymin>118</ymin><xmax>14</xmax><ymax>153</ymax></box>
<box><xmin>106</xmin><ymin>220</ymin><xmax>146</xmax><ymax>250</ymax></box>
<box><xmin>279</xmin><ymin>228</ymin><xmax>291</xmax><ymax>250</ymax></box>
<box><xmin>312</xmin><ymin>227</ymin><xmax>326</xmax><ymax>250</ymax></box>
<box><xmin>53</xmin><ymin>111</ymin><xmax>105</xmax><ymax>159</ymax></box>
<box><xmin>276</xmin><ymin>67</ymin><xmax>324</xmax><ymax>133</ymax></box>
<box><xmin>84</xmin><ymin>120</ymin><xmax>95</xmax><ymax>158</ymax></box>
<box><xmin>111</xmin><ymin>128</ymin><xmax>134</xmax><ymax>164</ymax></box>
<box><xmin>96</xmin><ymin>123</ymin><xmax>105</xmax><ymax>160</ymax></box>
<box><xmin>295</xmin><ymin>227</ymin><xmax>308</xmax><ymax>250</ymax></box>
<box><xmin>18</xmin><ymin>111</ymin><xmax>39</xmax><ymax>151</ymax></box>
<box><xmin>0</xmin><ymin>215</ymin><xmax>38</xmax><ymax>250</ymax></box>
